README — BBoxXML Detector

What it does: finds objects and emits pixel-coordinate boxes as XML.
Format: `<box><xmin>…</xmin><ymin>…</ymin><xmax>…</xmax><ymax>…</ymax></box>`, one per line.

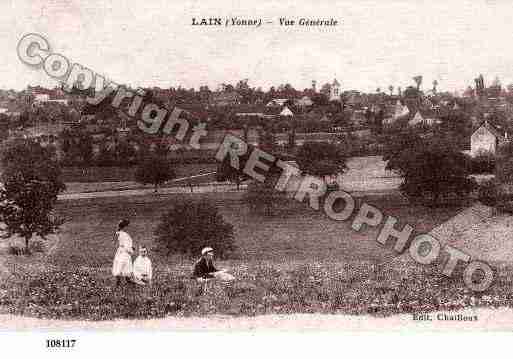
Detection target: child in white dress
<box><xmin>112</xmin><ymin>219</ymin><xmax>134</xmax><ymax>285</ymax></box>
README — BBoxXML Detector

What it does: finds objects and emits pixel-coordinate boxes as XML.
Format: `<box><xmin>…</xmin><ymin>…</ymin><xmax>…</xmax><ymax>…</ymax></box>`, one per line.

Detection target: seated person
<box><xmin>192</xmin><ymin>247</ymin><xmax>235</xmax><ymax>282</ymax></box>
<box><xmin>132</xmin><ymin>246</ymin><xmax>153</xmax><ymax>285</ymax></box>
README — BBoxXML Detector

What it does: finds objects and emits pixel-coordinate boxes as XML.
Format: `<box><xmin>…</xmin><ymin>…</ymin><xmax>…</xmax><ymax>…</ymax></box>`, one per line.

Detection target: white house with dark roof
<box><xmin>279</xmin><ymin>106</ymin><xmax>294</xmax><ymax>117</ymax></box>
<box><xmin>470</xmin><ymin>121</ymin><xmax>507</xmax><ymax>157</ymax></box>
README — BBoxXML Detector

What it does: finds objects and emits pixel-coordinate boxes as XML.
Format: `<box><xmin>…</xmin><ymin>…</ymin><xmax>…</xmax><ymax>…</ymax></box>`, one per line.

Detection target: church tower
<box><xmin>330</xmin><ymin>78</ymin><xmax>341</xmax><ymax>101</ymax></box>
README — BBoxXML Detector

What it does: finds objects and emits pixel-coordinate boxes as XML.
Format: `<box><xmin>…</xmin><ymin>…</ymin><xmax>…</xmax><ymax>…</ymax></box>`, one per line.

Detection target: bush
<box><xmin>470</xmin><ymin>151</ymin><xmax>496</xmax><ymax>174</ymax></box>
<box><xmin>494</xmin><ymin>197</ymin><xmax>513</xmax><ymax>214</ymax></box>
<box><xmin>154</xmin><ymin>200</ymin><xmax>235</xmax><ymax>258</ymax></box>
<box><xmin>296</xmin><ymin>141</ymin><xmax>347</xmax><ymax>177</ymax></box>
<box><xmin>477</xmin><ymin>179</ymin><xmax>498</xmax><ymax>206</ymax></box>
<box><xmin>387</xmin><ymin>139</ymin><xmax>476</xmax><ymax>205</ymax></box>
<box><xmin>7</xmin><ymin>245</ymin><xmax>29</xmax><ymax>256</ymax></box>
<box><xmin>30</xmin><ymin>240</ymin><xmax>46</xmax><ymax>253</ymax></box>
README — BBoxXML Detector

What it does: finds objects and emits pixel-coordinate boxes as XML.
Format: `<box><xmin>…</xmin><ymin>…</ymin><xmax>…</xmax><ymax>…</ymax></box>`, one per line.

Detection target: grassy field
<box><xmin>3</xmin><ymin>192</ymin><xmax>509</xmax><ymax>321</ymax></box>
<box><xmin>48</xmin><ymin>192</ymin><xmax>461</xmax><ymax>268</ymax></box>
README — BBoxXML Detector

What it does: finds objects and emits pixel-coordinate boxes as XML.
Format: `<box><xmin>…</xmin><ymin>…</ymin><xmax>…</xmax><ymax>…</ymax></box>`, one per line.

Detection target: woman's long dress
<box><xmin>112</xmin><ymin>230</ymin><xmax>133</xmax><ymax>277</ymax></box>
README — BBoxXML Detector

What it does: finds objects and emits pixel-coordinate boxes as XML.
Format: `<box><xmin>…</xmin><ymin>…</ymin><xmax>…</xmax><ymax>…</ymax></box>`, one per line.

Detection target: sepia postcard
<box><xmin>2</xmin><ymin>0</ymin><xmax>513</xmax><ymax>354</ymax></box>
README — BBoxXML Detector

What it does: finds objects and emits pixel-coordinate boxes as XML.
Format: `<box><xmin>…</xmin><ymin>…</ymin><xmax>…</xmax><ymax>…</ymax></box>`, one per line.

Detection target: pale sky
<box><xmin>1</xmin><ymin>0</ymin><xmax>513</xmax><ymax>93</ymax></box>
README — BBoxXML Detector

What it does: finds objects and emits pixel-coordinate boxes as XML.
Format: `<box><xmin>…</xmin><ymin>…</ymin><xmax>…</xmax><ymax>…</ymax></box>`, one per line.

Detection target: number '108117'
<box><xmin>46</xmin><ymin>339</ymin><xmax>76</xmax><ymax>348</ymax></box>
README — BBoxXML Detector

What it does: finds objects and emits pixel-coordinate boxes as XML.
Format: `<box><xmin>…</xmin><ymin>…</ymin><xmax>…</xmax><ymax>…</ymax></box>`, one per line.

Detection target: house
<box><xmin>211</xmin><ymin>91</ymin><xmax>240</xmax><ymax>106</ymax></box>
<box><xmin>34</xmin><ymin>93</ymin><xmax>50</xmax><ymax>102</ymax></box>
<box><xmin>408</xmin><ymin>110</ymin><xmax>441</xmax><ymax>127</ymax></box>
<box><xmin>234</xmin><ymin>104</ymin><xmax>267</xmax><ymax>119</ymax></box>
<box><xmin>0</xmin><ymin>100</ymin><xmax>25</xmax><ymax>118</ymax></box>
<box><xmin>280</xmin><ymin>106</ymin><xmax>294</xmax><ymax>117</ymax></box>
<box><xmin>350</xmin><ymin>110</ymin><xmax>367</xmax><ymax>126</ymax></box>
<box><xmin>393</xmin><ymin>100</ymin><xmax>410</xmax><ymax>119</ymax></box>
<box><xmin>383</xmin><ymin>100</ymin><xmax>410</xmax><ymax>125</ymax></box>
<box><xmin>266</xmin><ymin>98</ymin><xmax>290</xmax><ymax>107</ymax></box>
<box><xmin>470</xmin><ymin>121</ymin><xmax>508</xmax><ymax>157</ymax></box>
<box><xmin>295</xmin><ymin>96</ymin><xmax>313</xmax><ymax>108</ymax></box>
<box><xmin>28</xmin><ymin>86</ymin><xmax>69</xmax><ymax>105</ymax></box>
<box><xmin>408</xmin><ymin>111</ymin><xmax>424</xmax><ymax>126</ymax></box>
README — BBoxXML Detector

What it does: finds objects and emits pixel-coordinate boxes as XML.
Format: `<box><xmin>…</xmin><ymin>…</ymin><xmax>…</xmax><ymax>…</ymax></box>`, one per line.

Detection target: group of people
<box><xmin>112</xmin><ymin>219</ymin><xmax>153</xmax><ymax>286</ymax></box>
<box><xmin>111</xmin><ymin>219</ymin><xmax>235</xmax><ymax>287</ymax></box>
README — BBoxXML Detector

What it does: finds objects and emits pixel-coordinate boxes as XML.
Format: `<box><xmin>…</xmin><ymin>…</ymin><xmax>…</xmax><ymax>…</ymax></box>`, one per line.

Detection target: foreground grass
<box><xmin>1</xmin><ymin>260</ymin><xmax>512</xmax><ymax>320</ymax></box>
<box><xmin>0</xmin><ymin>193</ymin><xmax>481</xmax><ymax>320</ymax></box>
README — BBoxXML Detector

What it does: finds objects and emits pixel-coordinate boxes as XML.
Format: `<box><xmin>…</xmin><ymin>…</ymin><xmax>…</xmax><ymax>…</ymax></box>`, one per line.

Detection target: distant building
<box><xmin>295</xmin><ymin>96</ymin><xmax>313</xmax><ymax>108</ymax></box>
<box><xmin>408</xmin><ymin>111</ymin><xmax>424</xmax><ymax>126</ymax></box>
<box><xmin>393</xmin><ymin>100</ymin><xmax>410</xmax><ymax>119</ymax></box>
<box><xmin>34</xmin><ymin>93</ymin><xmax>50</xmax><ymax>102</ymax></box>
<box><xmin>211</xmin><ymin>91</ymin><xmax>240</xmax><ymax>106</ymax></box>
<box><xmin>266</xmin><ymin>98</ymin><xmax>290</xmax><ymax>107</ymax></box>
<box><xmin>280</xmin><ymin>106</ymin><xmax>294</xmax><ymax>117</ymax></box>
<box><xmin>350</xmin><ymin>110</ymin><xmax>367</xmax><ymax>126</ymax></box>
<box><xmin>383</xmin><ymin>100</ymin><xmax>410</xmax><ymax>125</ymax></box>
<box><xmin>234</xmin><ymin>104</ymin><xmax>266</xmax><ymax>119</ymax></box>
<box><xmin>408</xmin><ymin>110</ymin><xmax>440</xmax><ymax>127</ymax></box>
<box><xmin>470</xmin><ymin>121</ymin><xmax>507</xmax><ymax>156</ymax></box>
<box><xmin>330</xmin><ymin>79</ymin><xmax>341</xmax><ymax>101</ymax></box>
<box><xmin>32</xmin><ymin>91</ymin><xmax>68</xmax><ymax>105</ymax></box>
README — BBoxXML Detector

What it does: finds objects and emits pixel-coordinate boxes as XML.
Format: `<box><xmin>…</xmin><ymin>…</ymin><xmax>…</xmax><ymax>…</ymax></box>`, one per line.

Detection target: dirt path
<box><xmin>0</xmin><ymin>308</ymin><xmax>511</xmax><ymax>330</ymax></box>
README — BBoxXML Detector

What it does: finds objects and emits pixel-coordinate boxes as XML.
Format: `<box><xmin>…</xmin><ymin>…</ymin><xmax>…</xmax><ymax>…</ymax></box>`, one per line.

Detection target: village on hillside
<box><xmin>0</xmin><ymin>74</ymin><xmax>511</xmax><ymax>164</ymax></box>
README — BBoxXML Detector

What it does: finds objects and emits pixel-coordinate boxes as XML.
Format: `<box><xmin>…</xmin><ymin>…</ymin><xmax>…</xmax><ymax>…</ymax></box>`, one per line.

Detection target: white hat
<box><xmin>201</xmin><ymin>247</ymin><xmax>214</xmax><ymax>255</ymax></box>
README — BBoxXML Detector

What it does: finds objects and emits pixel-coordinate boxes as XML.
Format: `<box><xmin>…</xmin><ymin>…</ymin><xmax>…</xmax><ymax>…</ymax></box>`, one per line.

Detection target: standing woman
<box><xmin>112</xmin><ymin>219</ymin><xmax>134</xmax><ymax>286</ymax></box>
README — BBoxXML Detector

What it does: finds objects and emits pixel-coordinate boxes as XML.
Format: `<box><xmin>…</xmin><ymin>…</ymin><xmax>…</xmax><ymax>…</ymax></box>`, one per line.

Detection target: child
<box><xmin>112</xmin><ymin>219</ymin><xmax>134</xmax><ymax>286</ymax></box>
<box><xmin>133</xmin><ymin>246</ymin><xmax>153</xmax><ymax>285</ymax></box>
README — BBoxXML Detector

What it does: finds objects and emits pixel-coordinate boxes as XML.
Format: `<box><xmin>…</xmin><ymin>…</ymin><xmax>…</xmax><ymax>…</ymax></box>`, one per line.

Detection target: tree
<box><xmin>60</xmin><ymin>129</ymin><xmax>94</xmax><ymax>166</ymax></box>
<box><xmin>0</xmin><ymin>139</ymin><xmax>65</xmax><ymax>252</ymax></box>
<box><xmin>77</xmin><ymin>131</ymin><xmax>94</xmax><ymax>165</ymax></box>
<box><xmin>154</xmin><ymin>200</ymin><xmax>235</xmax><ymax>258</ymax></box>
<box><xmin>432</xmin><ymin>80</ymin><xmax>438</xmax><ymax>93</ymax></box>
<box><xmin>386</xmin><ymin>139</ymin><xmax>475</xmax><ymax>205</ymax></box>
<box><xmin>287</xmin><ymin>117</ymin><xmax>296</xmax><ymax>150</ymax></box>
<box><xmin>311</xmin><ymin>93</ymin><xmax>329</xmax><ymax>106</ymax></box>
<box><xmin>296</xmin><ymin>142</ymin><xmax>347</xmax><ymax>179</ymax></box>
<box><xmin>258</xmin><ymin>126</ymin><xmax>278</xmax><ymax>154</ymax></box>
<box><xmin>413</xmin><ymin>75</ymin><xmax>423</xmax><ymax>90</ymax></box>
<box><xmin>115</xmin><ymin>140</ymin><xmax>136</xmax><ymax>166</ymax></box>
<box><xmin>403</xmin><ymin>86</ymin><xmax>421</xmax><ymax>99</ymax></box>
<box><xmin>495</xmin><ymin>141</ymin><xmax>513</xmax><ymax>183</ymax></box>
<box><xmin>216</xmin><ymin>152</ymin><xmax>249</xmax><ymax>190</ymax></box>
<box><xmin>134</xmin><ymin>155</ymin><xmax>176</xmax><ymax>192</ymax></box>
<box><xmin>381</xmin><ymin>130</ymin><xmax>424</xmax><ymax>164</ymax></box>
